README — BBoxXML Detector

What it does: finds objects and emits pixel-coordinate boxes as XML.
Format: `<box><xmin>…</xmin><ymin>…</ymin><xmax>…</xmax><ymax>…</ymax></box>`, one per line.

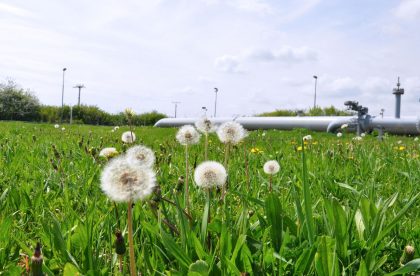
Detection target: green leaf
<box><xmin>314</xmin><ymin>236</ymin><xmax>339</xmax><ymax>276</ymax></box>
<box><xmin>188</xmin><ymin>260</ymin><xmax>209</xmax><ymax>276</ymax></box>
<box><xmin>385</xmin><ymin>258</ymin><xmax>420</xmax><ymax>276</ymax></box>
<box><xmin>265</xmin><ymin>193</ymin><xmax>283</xmax><ymax>252</ymax></box>
<box><xmin>356</xmin><ymin>259</ymin><xmax>368</xmax><ymax>276</ymax></box>
<box><xmin>161</xmin><ymin>230</ymin><xmax>192</xmax><ymax>269</ymax></box>
<box><xmin>63</xmin><ymin>263</ymin><xmax>80</xmax><ymax>276</ymax></box>
<box><xmin>295</xmin><ymin>245</ymin><xmax>316</xmax><ymax>275</ymax></box>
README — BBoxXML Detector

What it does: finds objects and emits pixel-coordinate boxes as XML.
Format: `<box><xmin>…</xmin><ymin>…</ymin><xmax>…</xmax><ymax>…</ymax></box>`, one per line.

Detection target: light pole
<box><xmin>214</xmin><ymin>87</ymin><xmax>218</xmax><ymax>117</ymax></box>
<box><xmin>60</xmin><ymin>68</ymin><xmax>67</xmax><ymax>123</ymax></box>
<box><xmin>73</xmin><ymin>84</ymin><xmax>85</xmax><ymax>106</ymax></box>
<box><xmin>313</xmin><ymin>75</ymin><xmax>318</xmax><ymax>109</ymax></box>
<box><xmin>172</xmin><ymin>101</ymin><xmax>180</xmax><ymax>118</ymax></box>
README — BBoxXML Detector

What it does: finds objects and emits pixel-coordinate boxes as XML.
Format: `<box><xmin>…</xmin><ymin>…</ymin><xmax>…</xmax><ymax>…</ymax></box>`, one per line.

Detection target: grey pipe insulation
<box><xmin>154</xmin><ymin>116</ymin><xmax>420</xmax><ymax>135</ymax></box>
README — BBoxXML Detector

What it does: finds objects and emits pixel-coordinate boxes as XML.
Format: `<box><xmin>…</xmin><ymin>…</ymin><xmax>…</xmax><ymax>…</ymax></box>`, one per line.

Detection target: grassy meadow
<box><xmin>0</xmin><ymin>121</ymin><xmax>419</xmax><ymax>275</ymax></box>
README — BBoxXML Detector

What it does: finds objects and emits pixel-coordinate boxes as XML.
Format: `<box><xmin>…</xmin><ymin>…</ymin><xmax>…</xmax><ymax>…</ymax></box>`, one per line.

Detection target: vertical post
<box><xmin>60</xmin><ymin>68</ymin><xmax>67</xmax><ymax>123</ymax></box>
<box><xmin>70</xmin><ymin>106</ymin><xmax>73</xmax><ymax>124</ymax></box>
<box><xmin>214</xmin><ymin>88</ymin><xmax>218</xmax><ymax>117</ymax></box>
<box><xmin>175</xmin><ymin>103</ymin><xmax>177</xmax><ymax>118</ymax></box>
<box><xmin>313</xmin><ymin>75</ymin><xmax>318</xmax><ymax>109</ymax></box>
<box><xmin>78</xmin><ymin>87</ymin><xmax>81</xmax><ymax>106</ymax></box>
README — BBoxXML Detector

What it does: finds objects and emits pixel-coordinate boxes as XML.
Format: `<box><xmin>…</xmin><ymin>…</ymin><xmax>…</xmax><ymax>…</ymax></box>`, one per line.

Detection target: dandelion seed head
<box><xmin>99</xmin><ymin>147</ymin><xmax>119</xmax><ymax>158</ymax></box>
<box><xmin>54</xmin><ymin>124</ymin><xmax>59</xmax><ymax>129</ymax></box>
<box><xmin>194</xmin><ymin>161</ymin><xmax>227</xmax><ymax>189</ymax></box>
<box><xmin>337</xmin><ymin>132</ymin><xmax>343</xmax><ymax>138</ymax></box>
<box><xmin>176</xmin><ymin>125</ymin><xmax>201</xmax><ymax>145</ymax></box>
<box><xmin>195</xmin><ymin>117</ymin><xmax>217</xmax><ymax>134</ymax></box>
<box><xmin>217</xmin><ymin>121</ymin><xmax>246</xmax><ymax>144</ymax></box>
<box><xmin>263</xmin><ymin>160</ymin><xmax>280</xmax><ymax>175</ymax></box>
<box><xmin>341</xmin><ymin>124</ymin><xmax>349</xmax><ymax>129</ymax></box>
<box><xmin>100</xmin><ymin>156</ymin><xmax>156</xmax><ymax>202</ymax></box>
<box><xmin>61</xmin><ymin>127</ymin><xmax>65</xmax><ymax>131</ymax></box>
<box><xmin>126</xmin><ymin>145</ymin><xmax>155</xmax><ymax>168</ymax></box>
<box><xmin>414</xmin><ymin>137</ymin><xmax>419</xmax><ymax>141</ymax></box>
<box><xmin>124</xmin><ymin>108</ymin><xmax>135</xmax><ymax>118</ymax></box>
<box><xmin>303</xmin><ymin>135</ymin><xmax>312</xmax><ymax>141</ymax></box>
<box><xmin>360</xmin><ymin>133</ymin><xmax>366</xmax><ymax>137</ymax></box>
<box><xmin>353</xmin><ymin>136</ymin><xmax>363</xmax><ymax>141</ymax></box>
<box><xmin>122</xmin><ymin>131</ymin><xmax>136</xmax><ymax>143</ymax></box>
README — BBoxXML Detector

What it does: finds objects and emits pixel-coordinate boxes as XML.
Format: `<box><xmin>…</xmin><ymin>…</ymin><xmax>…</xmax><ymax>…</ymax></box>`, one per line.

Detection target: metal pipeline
<box><xmin>154</xmin><ymin>116</ymin><xmax>420</xmax><ymax>135</ymax></box>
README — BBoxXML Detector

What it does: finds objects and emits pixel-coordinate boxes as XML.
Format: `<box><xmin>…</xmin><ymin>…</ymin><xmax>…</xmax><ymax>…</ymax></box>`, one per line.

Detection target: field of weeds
<box><xmin>0</xmin><ymin>121</ymin><xmax>419</xmax><ymax>275</ymax></box>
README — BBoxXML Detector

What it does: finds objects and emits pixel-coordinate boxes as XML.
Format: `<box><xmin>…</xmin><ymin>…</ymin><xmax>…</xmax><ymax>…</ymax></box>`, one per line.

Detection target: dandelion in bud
<box><xmin>194</xmin><ymin>161</ymin><xmax>227</xmax><ymax>189</ymax></box>
<box><xmin>122</xmin><ymin>131</ymin><xmax>136</xmax><ymax>144</ymax></box>
<box><xmin>114</xmin><ymin>230</ymin><xmax>126</xmax><ymax>272</ymax></box>
<box><xmin>31</xmin><ymin>243</ymin><xmax>43</xmax><ymax>276</ymax></box>
<box><xmin>400</xmin><ymin>245</ymin><xmax>415</xmax><ymax>264</ymax></box>
<box><xmin>126</xmin><ymin>145</ymin><xmax>155</xmax><ymax>168</ymax></box>
<box><xmin>99</xmin><ymin>147</ymin><xmax>119</xmax><ymax>159</ymax></box>
<box><xmin>124</xmin><ymin>108</ymin><xmax>135</xmax><ymax>118</ymax></box>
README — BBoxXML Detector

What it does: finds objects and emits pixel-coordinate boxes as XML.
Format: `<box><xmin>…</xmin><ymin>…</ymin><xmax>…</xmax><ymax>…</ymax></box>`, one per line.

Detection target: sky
<box><xmin>0</xmin><ymin>0</ymin><xmax>420</xmax><ymax>118</ymax></box>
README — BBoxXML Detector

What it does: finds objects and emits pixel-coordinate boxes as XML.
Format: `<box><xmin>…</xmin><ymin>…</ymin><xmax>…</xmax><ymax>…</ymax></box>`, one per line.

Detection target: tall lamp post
<box><xmin>213</xmin><ymin>87</ymin><xmax>218</xmax><ymax>117</ymax></box>
<box><xmin>172</xmin><ymin>101</ymin><xmax>180</xmax><ymax>118</ymax></box>
<box><xmin>313</xmin><ymin>75</ymin><xmax>318</xmax><ymax>109</ymax></box>
<box><xmin>60</xmin><ymin>68</ymin><xmax>67</xmax><ymax>123</ymax></box>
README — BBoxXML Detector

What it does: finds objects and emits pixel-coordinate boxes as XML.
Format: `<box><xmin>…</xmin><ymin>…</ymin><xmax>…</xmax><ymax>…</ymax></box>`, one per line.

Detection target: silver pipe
<box><xmin>154</xmin><ymin>116</ymin><xmax>420</xmax><ymax>135</ymax></box>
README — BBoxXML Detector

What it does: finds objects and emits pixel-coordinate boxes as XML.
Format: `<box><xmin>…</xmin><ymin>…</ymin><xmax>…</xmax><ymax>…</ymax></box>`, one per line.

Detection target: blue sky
<box><xmin>0</xmin><ymin>0</ymin><xmax>419</xmax><ymax>117</ymax></box>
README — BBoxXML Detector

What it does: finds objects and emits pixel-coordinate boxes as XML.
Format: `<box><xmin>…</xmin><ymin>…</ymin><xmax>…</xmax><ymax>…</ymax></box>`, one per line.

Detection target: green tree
<box><xmin>0</xmin><ymin>80</ymin><xmax>40</xmax><ymax>121</ymax></box>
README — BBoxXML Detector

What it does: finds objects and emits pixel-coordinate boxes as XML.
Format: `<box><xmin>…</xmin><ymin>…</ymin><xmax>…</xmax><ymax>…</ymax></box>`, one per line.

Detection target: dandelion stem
<box><xmin>204</xmin><ymin>133</ymin><xmax>208</xmax><ymax>160</ymax></box>
<box><xmin>243</xmin><ymin>142</ymin><xmax>250</xmax><ymax>191</ymax></box>
<box><xmin>127</xmin><ymin>200</ymin><xmax>137</xmax><ymax>276</ymax></box>
<box><xmin>269</xmin><ymin>174</ymin><xmax>272</xmax><ymax>193</ymax></box>
<box><xmin>222</xmin><ymin>143</ymin><xmax>230</xmax><ymax>201</ymax></box>
<box><xmin>118</xmin><ymin>255</ymin><xmax>123</xmax><ymax>272</ymax></box>
<box><xmin>184</xmin><ymin>144</ymin><xmax>190</xmax><ymax>215</ymax></box>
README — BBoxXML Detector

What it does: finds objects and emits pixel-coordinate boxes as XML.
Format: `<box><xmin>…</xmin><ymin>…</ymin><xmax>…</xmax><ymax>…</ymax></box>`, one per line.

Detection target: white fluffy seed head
<box><xmin>100</xmin><ymin>156</ymin><xmax>156</xmax><ymax>202</ymax></box>
<box><xmin>121</xmin><ymin>131</ymin><xmax>136</xmax><ymax>143</ymax></box>
<box><xmin>54</xmin><ymin>124</ymin><xmax>59</xmax><ymax>129</ymax></box>
<box><xmin>217</xmin><ymin>121</ymin><xmax>246</xmax><ymax>145</ymax></box>
<box><xmin>99</xmin><ymin>147</ymin><xmax>119</xmax><ymax>158</ymax></box>
<box><xmin>195</xmin><ymin>117</ymin><xmax>217</xmax><ymax>134</ymax></box>
<box><xmin>194</xmin><ymin>161</ymin><xmax>227</xmax><ymax>189</ymax></box>
<box><xmin>126</xmin><ymin>145</ymin><xmax>155</xmax><ymax>168</ymax></box>
<box><xmin>303</xmin><ymin>135</ymin><xmax>312</xmax><ymax>141</ymax></box>
<box><xmin>341</xmin><ymin>124</ymin><xmax>349</xmax><ymax>129</ymax></box>
<box><xmin>337</xmin><ymin>132</ymin><xmax>343</xmax><ymax>138</ymax></box>
<box><xmin>176</xmin><ymin>125</ymin><xmax>201</xmax><ymax>145</ymax></box>
<box><xmin>263</xmin><ymin>160</ymin><xmax>280</xmax><ymax>175</ymax></box>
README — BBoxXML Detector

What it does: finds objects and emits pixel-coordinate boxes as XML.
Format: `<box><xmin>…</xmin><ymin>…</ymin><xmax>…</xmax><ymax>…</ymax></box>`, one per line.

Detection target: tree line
<box><xmin>0</xmin><ymin>80</ymin><xmax>166</xmax><ymax>126</ymax></box>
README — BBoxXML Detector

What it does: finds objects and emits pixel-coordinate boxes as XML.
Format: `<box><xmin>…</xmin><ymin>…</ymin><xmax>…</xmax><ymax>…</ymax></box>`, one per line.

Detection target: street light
<box><xmin>214</xmin><ymin>87</ymin><xmax>218</xmax><ymax>117</ymax></box>
<box><xmin>313</xmin><ymin>75</ymin><xmax>318</xmax><ymax>109</ymax></box>
<box><xmin>172</xmin><ymin>101</ymin><xmax>180</xmax><ymax>118</ymax></box>
<box><xmin>60</xmin><ymin>68</ymin><xmax>67</xmax><ymax>123</ymax></box>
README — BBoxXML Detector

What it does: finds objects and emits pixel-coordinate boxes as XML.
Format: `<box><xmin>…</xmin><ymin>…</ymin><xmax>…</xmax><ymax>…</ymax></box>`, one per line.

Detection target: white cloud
<box><xmin>0</xmin><ymin>3</ymin><xmax>34</xmax><ymax>17</ymax></box>
<box><xmin>214</xmin><ymin>55</ymin><xmax>242</xmax><ymax>73</ymax></box>
<box><xmin>395</xmin><ymin>0</ymin><xmax>420</xmax><ymax>20</ymax></box>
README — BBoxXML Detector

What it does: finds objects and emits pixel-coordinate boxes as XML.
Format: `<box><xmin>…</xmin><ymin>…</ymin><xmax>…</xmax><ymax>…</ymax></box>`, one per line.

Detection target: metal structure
<box><xmin>60</xmin><ymin>68</ymin><xmax>67</xmax><ymax>123</ymax></box>
<box><xmin>313</xmin><ymin>75</ymin><xmax>318</xmax><ymax>109</ymax></box>
<box><xmin>73</xmin><ymin>84</ymin><xmax>85</xmax><ymax>106</ymax></box>
<box><xmin>155</xmin><ymin>80</ymin><xmax>420</xmax><ymax>136</ymax></box>
<box><xmin>172</xmin><ymin>101</ymin><xmax>180</xmax><ymax>118</ymax></box>
<box><xmin>214</xmin><ymin>88</ymin><xmax>218</xmax><ymax>117</ymax></box>
<box><xmin>393</xmin><ymin>77</ymin><xmax>404</xmax><ymax>118</ymax></box>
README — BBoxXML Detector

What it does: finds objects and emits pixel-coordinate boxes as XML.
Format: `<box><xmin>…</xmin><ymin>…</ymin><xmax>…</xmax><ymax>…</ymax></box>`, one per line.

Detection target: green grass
<box><xmin>0</xmin><ymin>121</ymin><xmax>419</xmax><ymax>275</ymax></box>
